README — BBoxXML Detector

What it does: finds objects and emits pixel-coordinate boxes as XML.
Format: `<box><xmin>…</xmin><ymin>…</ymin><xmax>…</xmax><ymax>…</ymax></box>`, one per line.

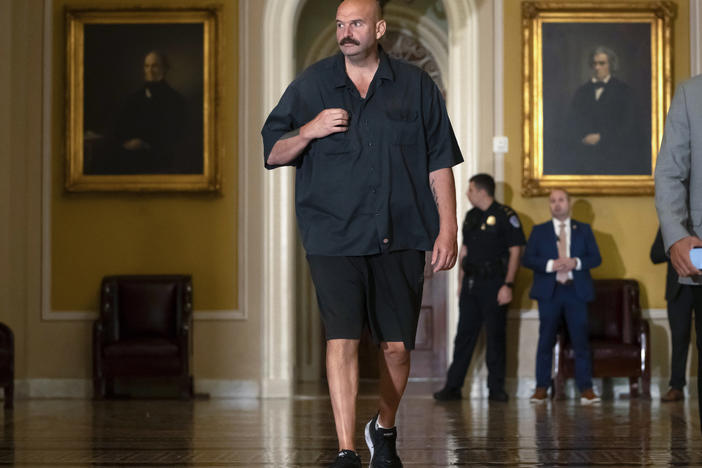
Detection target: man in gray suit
<box><xmin>655</xmin><ymin>74</ymin><xmax>702</xmax><ymax>426</ymax></box>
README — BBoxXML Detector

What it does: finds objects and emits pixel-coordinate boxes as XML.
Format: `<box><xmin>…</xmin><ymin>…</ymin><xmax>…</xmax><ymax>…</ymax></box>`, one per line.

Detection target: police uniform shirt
<box><xmin>463</xmin><ymin>201</ymin><xmax>526</xmax><ymax>265</ymax></box>
<box><xmin>261</xmin><ymin>46</ymin><xmax>464</xmax><ymax>256</ymax></box>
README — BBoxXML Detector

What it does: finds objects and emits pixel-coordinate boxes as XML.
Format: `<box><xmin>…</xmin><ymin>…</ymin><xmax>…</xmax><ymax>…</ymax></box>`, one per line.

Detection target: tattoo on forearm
<box><xmin>430</xmin><ymin>177</ymin><xmax>439</xmax><ymax>207</ymax></box>
<box><xmin>280</xmin><ymin>128</ymin><xmax>300</xmax><ymax>140</ymax></box>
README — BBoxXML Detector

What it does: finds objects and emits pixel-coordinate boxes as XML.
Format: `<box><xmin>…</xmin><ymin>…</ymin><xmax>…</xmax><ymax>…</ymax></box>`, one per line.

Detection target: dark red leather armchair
<box><xmin>554</xmin><ymin>279</ymin><xmax>650</xmax><ymax>399</ymax></box>
<box><xmin>93</xmin><ymin>275</ymin><xmax>193</xmax><ymax>399</ymax></box>
<box><xmin>0</xmin><ymin>323</ymin><xmax>13</xmax><ymax>409</ymax></box>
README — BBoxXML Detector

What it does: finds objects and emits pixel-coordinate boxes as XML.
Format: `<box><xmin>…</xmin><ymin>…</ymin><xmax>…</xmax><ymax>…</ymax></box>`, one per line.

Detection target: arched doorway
<box><xmin>260</xmin><ymin>0</ymin><xmax>481</xmax><ymax>397</ymax></box>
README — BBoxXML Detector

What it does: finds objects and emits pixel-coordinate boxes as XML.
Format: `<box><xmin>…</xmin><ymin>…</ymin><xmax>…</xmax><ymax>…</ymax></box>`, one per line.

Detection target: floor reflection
<box><xmin>0</xmin><ymin>383</ymin><xmax>698</xmax><ymax>466</ymax></box>
<box><xmin>0</xmin><ymin>409</ymin><xmax>13</xmax><ymax>465</ymax></box>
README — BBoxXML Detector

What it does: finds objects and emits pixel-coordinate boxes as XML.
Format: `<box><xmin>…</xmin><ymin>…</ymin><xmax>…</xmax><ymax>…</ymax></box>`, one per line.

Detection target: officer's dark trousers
<box><xmin>667</xmin><ymin>285</ymin><xmax>695</xmax><ymax>390</ymax></box>
<box><xmin>689</xmin><ymin>286</ymin><xmax>702</xmax><ymax>431</ymax></box>
<box><xmin>446</xmin><ymin>277</ymin><xmax>506</xmax><ymax>392</ymax></box>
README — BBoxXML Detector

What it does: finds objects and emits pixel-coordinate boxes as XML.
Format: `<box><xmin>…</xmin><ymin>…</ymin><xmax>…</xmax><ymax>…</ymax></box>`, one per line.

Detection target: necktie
<box><xmin>557</xmin><ymin>222</ymin><xmax>568</xmax><ymax>284</ymax></box>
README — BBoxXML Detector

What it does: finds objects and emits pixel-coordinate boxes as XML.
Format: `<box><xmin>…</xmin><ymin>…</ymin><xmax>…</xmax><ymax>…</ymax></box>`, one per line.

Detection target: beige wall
<box><xmin>0</xmin><ymin>0</ymin><xmax>697</xmax><ymax>395</ymax></box>
<box><xmin>505</xmin><ymin>0</ymin><xmax>690</xmax><ymax>311</ymax></box>
<box><xmin>51</xmin><ymin>0</ymin><xmax>239</xmax><ymax>312</ymax></box>
<box><xmin>503</xmin><ymin>0</ymin><xmax>693</xmax><ymax>384</ymax></box>
<box><xmin>0</xmin><ymin>0</ymin><xmax>265</xmax><ymax>392</ymax></box>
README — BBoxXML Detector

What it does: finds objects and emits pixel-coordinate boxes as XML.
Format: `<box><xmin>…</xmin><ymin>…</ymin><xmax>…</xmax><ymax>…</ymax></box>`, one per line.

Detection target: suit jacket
<box><xmin>563</xmin><ymin>76</ymin><xmax>646</xmax><ymax>176</ymax></box>
<box><xmin>650</xmin><ymin>227</ymin><xmax>682</xmax><ymax>301</ymax></box>
<box><xmin>655</xmin><ymin>74</ymin><xmax>702</xmax><ymax>285</ymax></box>
<box><xmin>522</xmin><ymin>219</ymin><xmax>602</xmax><ymax>302</ymax></box>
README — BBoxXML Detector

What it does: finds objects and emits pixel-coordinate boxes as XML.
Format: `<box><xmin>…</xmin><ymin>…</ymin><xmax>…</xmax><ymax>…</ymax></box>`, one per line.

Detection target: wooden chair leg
<box><xmin>179</xmin><ymin>376</ymin><xmax>193</xmax><ymax>400</ymax></box>
<box><xmin>3</xmin><ymin>383</ymin><xmax>13</xmax><ymax>409</ymax></box>
<box><xmin>641</xmin><ymin>372</ymin><xmax>651</xmax><ymax>399</ymax></box>
<box><xmin>93</xmin><ymin>378</ymin><xmax>105</xmax><ymax>400</ymax></box>
<box><xmin>628</xmin><ymin>377</ymin><xmax>640</xmax><ymax>398</ymax></box>
<box><xmin>105</xmin><ymin>378</ymin><xmax>115</xmax><ymax>398</ymax></box>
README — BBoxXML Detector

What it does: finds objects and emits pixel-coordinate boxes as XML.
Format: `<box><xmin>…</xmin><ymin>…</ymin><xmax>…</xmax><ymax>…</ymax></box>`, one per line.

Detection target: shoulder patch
<box><xmin>509</xmin><ymin>215</ymin><xmax>521</xmax><ymax>228</ymax></box>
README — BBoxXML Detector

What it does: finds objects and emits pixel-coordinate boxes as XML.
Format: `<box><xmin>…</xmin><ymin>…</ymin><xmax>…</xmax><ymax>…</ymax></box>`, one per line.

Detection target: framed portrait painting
<box><xmin>65</xmin><ymin>8</ymin><xmax>220</xmax><ymax>191</ymax></box>
<box><xmin>522</xmin><ymin>2</ymin><xmax>675</xmax><ymax>196</ymax></box>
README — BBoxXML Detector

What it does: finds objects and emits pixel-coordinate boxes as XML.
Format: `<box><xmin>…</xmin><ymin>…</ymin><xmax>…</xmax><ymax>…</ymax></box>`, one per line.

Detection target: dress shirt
<box><xmin>545</xmin><ymin>217</ymin><xmax>582</xmax><ymax>279</ymax></box>
<box><xmin>591</xmin><ymin>75</ymin><xmax>611</xmax><ymax>101</ymax></box>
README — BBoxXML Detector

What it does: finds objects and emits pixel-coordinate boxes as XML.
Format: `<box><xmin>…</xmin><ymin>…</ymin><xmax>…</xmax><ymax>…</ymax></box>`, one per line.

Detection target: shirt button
<box><xmin>383</xmin><ymin>238</ymin><xmax>389</xmax><ymax>244</ymax></box>
<box><xmin>368</xmin><ymin>142</ymin><xmax>373</xmax><ymax>147</ymax></box>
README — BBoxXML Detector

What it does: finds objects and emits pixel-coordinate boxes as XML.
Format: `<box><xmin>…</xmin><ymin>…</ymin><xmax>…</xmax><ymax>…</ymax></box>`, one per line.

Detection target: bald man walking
<box><xmin>262</xmin><ymin>1</ymin><xmax>463</xmax><ymax>466</ymax></box>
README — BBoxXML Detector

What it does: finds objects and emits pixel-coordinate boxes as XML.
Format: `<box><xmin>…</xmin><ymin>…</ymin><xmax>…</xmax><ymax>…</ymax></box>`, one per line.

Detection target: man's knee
<box><xmin>327</xmin><ymin>339</ymin><xmax>360</xmax><ymax>357</ymax></box>
<box><xmin>381</xmin><ymin>342</ymin><xmax>410</xmax><ymax>365</ymax></box>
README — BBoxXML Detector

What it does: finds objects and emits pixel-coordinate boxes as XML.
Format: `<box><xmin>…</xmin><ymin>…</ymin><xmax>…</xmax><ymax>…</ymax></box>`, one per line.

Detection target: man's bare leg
<box><xmin>327</xmin><ymin>338</ymin><xmax>360</xmax><ymax>450</ymax></box>
<box><xmin>377</xmin><ymin>341</ymin><xmax>411</xmax><ymax>428</ymax></box>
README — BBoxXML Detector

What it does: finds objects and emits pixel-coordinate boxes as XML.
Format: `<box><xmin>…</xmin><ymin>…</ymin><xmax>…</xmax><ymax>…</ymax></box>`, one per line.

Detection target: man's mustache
<box><xmin>339</xmin><ymin>37</ymin><xmax>360</xmax><ymax>46</ymax></box>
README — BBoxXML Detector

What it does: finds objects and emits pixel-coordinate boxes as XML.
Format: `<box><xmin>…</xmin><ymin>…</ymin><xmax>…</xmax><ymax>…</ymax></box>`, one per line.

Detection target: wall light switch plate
<box><xmin>493</xmin><ymin>136</ymin><xmax>508</xmax><ymax>153</ymax></box>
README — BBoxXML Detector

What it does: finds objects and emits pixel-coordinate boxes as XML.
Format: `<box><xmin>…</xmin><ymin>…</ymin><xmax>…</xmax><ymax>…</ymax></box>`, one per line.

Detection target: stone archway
<box><xmin>259</xmin><ymin>0</ymin><xmax>481</xmax><ymax>397</ymax></box>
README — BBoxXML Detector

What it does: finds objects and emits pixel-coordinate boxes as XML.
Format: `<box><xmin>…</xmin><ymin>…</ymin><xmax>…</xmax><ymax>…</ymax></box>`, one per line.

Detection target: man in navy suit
<box><xmin>522</xmin><ymin>188</ymin><xmax>602</xmax><ymax>403</ymax></box>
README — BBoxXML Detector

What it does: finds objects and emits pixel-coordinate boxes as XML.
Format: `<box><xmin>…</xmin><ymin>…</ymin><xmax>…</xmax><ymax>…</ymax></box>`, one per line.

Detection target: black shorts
<box><xmin>306</xmin><ymin>250</ymin><xmax>426</xmax><ymax>350</ymax></box>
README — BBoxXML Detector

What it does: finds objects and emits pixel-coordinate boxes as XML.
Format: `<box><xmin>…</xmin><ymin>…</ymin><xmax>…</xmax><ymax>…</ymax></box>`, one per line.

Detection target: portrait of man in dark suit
<box><xmin>107</xmin><ymin>50</ymin><xmax>195</xmax><ymax>175</ymax></box>
<box><xmin>562</xmin><ymin>46</ymin><xmax>647</xmax><ymax>175</ymax></box>
<box><xmin>541</xmin><ymin>23</ymin><xmax>651</xmax><ymax>177</ymax></box>
<box><xmin>82</xmin><ymin>23</ymin><xmax>204</xmax><ymax>176</ymax></box>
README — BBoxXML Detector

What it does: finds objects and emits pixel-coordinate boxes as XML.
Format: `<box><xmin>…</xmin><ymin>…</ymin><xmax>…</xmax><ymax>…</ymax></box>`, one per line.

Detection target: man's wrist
<box><xmin>503</xmin><ymin>282</ymin><xmax>514</xmax><ymax>289</ymax></box>
<box><xmin>438</xmin><ymin>221</ymin><xmax>458</xmax><ymax>233</ymax></box>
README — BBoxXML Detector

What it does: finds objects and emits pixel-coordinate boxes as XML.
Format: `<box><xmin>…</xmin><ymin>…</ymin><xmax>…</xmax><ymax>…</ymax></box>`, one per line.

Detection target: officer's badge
<box><xmin>509</xmin><ymin>215</ymin><xmax>520</xmax><ymax>228</ymax></box>
<box><xmin>480</xmin><ymin>223</ymin><xmax>486</xmax><ymax>230</ymax></box>
<box><xmin>486</xmin><ymin>215</ymin><xmax>496</xmax><ymax>226</ymax></box>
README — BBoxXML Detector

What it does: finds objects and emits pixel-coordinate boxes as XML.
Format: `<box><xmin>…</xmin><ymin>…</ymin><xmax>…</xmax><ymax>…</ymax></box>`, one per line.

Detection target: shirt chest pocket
<box><xmin>312</xmin><ymin>132</ymin><xmax>353</xmax><ymax>156</ymax></box>
<box><xmin>386</xmin><ymin>109</ymin><xmax>420</xmax><ymax>146</ymax></box>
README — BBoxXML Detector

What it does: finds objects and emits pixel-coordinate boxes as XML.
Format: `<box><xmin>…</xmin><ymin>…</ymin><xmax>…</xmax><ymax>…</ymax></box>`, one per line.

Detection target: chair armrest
<box><xmin>179</xmin><ymin>304</ymin><xmax>193</xmax><ymax>336</ymax></box>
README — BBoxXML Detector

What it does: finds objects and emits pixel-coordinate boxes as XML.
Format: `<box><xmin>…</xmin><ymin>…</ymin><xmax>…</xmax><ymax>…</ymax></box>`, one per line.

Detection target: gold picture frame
<box><xmin>65</xmin><ymin>8</ymin><xmax>220</xmax><ymax>191</ymax></box>
<box><xmin>522</xmin><ymin>1</ymin><xmax>675</xmax><ymax>196</ymax></box>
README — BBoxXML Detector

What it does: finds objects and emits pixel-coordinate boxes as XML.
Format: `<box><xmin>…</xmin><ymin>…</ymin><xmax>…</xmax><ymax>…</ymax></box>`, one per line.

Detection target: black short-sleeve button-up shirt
<box><xmin>261</xmin><ymin>47</ymin><xmax>463</xmax><ymax>256</ymax></box>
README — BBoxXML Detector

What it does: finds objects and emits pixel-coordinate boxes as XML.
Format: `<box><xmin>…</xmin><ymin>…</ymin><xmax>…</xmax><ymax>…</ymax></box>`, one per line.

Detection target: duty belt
<box><xmin>462</xmin><ymin>258</ymin><xmax>507</xmax><ymax>280</ymax></box>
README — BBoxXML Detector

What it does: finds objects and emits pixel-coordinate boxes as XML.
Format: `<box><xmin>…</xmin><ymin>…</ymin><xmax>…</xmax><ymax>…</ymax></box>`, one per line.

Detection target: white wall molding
<box><xmin>259</xmin><ymin>0</ymin><xmax>480</xmax><ymax>392</ymax></box>
<box><xmin>508</xmin><ymin>308</ymin><xmax>668</xmax><ymax>321</ymax></box>
<box><xmin>492</xmin><ymin>0</ymin><xmax>505</xmax><ymax>199</ymax></box>
<box><xmin>443</xmin><ymin>0</ymin><xmax>480</xmax><ymax>364</ymax></box>
<box><xmin>195</xmin><ymin>379</ymin><xmax>259</xmax><ymax>398</ymax></box>
<box><xmin>40</xmin><ymin>0</ymin><xmax>245</xmax><ymax>322</ymax></box>
<box><xmin>4</xmin><ymin>376</ymin><xmax>682</xmax><ymax>400</ymax></box>
<box><xmin>260</xmin><ymin>0</ymin><xmax>301</xmax><ymax>398</ymax></box>
<box><xmin>6</xmin><ymin>378</ymin><xmax>260</xmax><ymax>399</ymax></box>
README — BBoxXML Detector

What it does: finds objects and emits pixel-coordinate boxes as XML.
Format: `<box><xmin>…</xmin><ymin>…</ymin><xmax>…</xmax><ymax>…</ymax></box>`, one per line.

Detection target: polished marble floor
<box><xmin>0</xmin><ymin>382</ymin><xmax>700</xmax><ymax>467</ymax></box>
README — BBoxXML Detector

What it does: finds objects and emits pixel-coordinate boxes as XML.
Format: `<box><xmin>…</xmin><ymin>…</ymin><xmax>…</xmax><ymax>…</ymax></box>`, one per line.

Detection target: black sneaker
<box><xmin>329</xmin><ymin>450</ymin><xmax>361</xmax><ymax>468</ymax></box>
<box><xmin>433</xmin><ymin>386</ymin><xmax>462</xmax><ymax>401</ymax></box>
<box><xmin>365</xmin><ymin>413</ymin><xmax>403</xmax><ymax>468</ymax></box>
<box><xmin>488</xmin><ymin>389</ymin><xmax>509</xmax><ymax>402</ymax></box>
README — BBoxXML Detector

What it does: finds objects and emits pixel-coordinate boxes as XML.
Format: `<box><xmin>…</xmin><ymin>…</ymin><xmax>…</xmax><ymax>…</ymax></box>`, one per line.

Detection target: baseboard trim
<box><xmin>196</xmin><ymin>379</ymin><xmax>259</xmax><ymax>398</ymax></box>
<box><xmin>5</xmin><ymin>378</ymin><xmax>260</xmax><ymax>400</ymax></box>
<box><xmin>41</xmin><ymin>309</ymin><xmax>247</xmax><ymax>321</ymax></box>
<box><xmin>471</xmin><ymin>376</ymin><xmax>690</xmax><ymax>400</ymax></box>
<box><xmin>510</xmin><ymin>308</ymin><xmax>668</xmax><ymax>321</ymax></box>
<box><xmin>1</xmin><ymin>376</ymin><xmax>695</xmax><ymax>401</ymax></box>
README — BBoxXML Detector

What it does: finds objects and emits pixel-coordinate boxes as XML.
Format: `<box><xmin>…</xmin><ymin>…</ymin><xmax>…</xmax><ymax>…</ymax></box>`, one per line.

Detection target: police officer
<box><xmin>434</xmin><ymin>173</ymin><xmax>525</xmax><ymax>402</ymax></box>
